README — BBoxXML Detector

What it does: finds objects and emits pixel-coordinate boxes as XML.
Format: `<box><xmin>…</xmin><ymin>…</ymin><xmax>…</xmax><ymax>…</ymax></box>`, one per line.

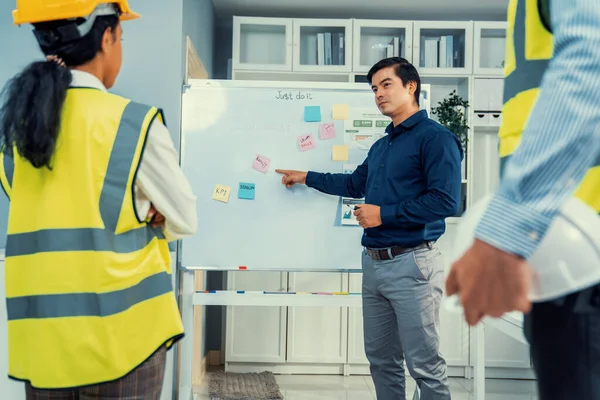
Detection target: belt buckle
<box><xmin>375</xmin><ymin>248</ymin><xmax>392</xmax><ymax>261</ymax></box>
<box><xmin>367</xmin><ymin>248</ymin><xmax>380</xmax><ymax>261</ymax></box>
<box><xmin>373</xmin><ymin>249</ymin><xmax>382</xmax><ymax>261</ymax></box>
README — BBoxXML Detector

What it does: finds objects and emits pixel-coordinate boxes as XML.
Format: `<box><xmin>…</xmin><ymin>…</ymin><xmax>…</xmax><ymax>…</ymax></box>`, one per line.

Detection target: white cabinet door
<box><xmin>347</xmin><ymin>273</ymin><xmax>369</xmax><ymax>365</ymax></box>
<box><xmin>0</xmin><ymin>258</ymin><xmax>26</xmax><ymax>400</ymax></box>
<box><xmin>287</xmin><ymin>272</ymin><xmax>349</xmax><ymax>363</ymax></box>
<box><xmin>472</xmin><ymin>326</ymin><xmax>531</xmax><ymax>369</ymax></box>
<box><xmin>471</xmin><ymin>129</ymin><xmax>501</xmax><ymax>204</ymax></box>
<box><xmin>437</xmin><ymin>224</ymin><xmax>470</xmax><ymax>367</ymax></box>
<box><xmin>232</xmin><ymin>16</ymin><xmax>293</xmax><ymax>71</ymax></box>
<box><xmin>225</xmin><ymin>271</ymin><xmax>287</xmax><ymax>363</ymax></box>
<box><xmin>473</xmin><ymin>21</ymin><xmax>507</xmax><ymax>76</ymax></box>
<box><xmin>473</xmin><ymin>78</ymin><xmax>504</xmax><ymax>128</ymax></box>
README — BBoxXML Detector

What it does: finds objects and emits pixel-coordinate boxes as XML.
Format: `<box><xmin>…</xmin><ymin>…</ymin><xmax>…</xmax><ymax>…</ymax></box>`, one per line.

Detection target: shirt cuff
<box><xmin>474</xmin><ymin>193</ymin><xmax>555</xmax><ymax>259</ymax></box>
<box><xmin>380</xmin><ymin>204</ymin><xmax>398</xmax><ymax>226</ymax></box>
<box><xmin>163</xmin><ymin>225</ymin><xmax>177</xmax><ymax>242</ymax></box>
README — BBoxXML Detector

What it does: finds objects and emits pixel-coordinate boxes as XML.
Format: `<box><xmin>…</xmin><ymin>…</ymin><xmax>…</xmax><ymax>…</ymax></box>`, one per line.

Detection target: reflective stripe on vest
<box><xmin>7</xmin><ymin>271</ymin><xmax>172</xmax><ymax>320</ymax></box>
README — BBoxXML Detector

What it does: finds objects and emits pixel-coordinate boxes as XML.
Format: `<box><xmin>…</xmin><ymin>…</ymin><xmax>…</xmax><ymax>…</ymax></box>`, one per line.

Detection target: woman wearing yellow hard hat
<box><xmin>0</xmin><ymin>1</ymin><xmax>197</xmax><ymax>398</ymax></box>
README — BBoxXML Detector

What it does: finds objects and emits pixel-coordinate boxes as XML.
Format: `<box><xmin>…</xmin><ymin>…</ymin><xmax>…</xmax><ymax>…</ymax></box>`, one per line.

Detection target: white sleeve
<box><xmin>134</xmin><ymin>119</ymin><xmax>198</xmax><ymax>241</ymax></box>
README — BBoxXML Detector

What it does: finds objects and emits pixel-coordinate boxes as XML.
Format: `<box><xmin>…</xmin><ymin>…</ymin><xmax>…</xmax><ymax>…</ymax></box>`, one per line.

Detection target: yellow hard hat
<box><xmin>13</xmin><ymin>1</ymin><xmax>140</xmax><ymax>25</ymax></box>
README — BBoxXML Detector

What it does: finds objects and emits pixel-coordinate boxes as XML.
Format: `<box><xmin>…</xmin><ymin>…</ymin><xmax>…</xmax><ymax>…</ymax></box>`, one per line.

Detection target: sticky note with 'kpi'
<box><xmin>212</xmin><ymin>184</ymin><xmax>231</xmax><ymax>203</ymax></box>
<box><xmin>238</xmin><ymin>182</ymin><xmax>255</xmax><ymax>200</ymax></box>
<box><xmin>298</xmin><ymin>134</ymin><xmax>316</xmax><ymax>151</ymax></box>
<box><xmin>332</xmin><ymin>145</ymin><xmax>349</xmax><ymax>161</ymax></box>
<box><xmin>304</xmin><ymin>106</ymin><xmax>321</xmax><ymax>122</ymax></box>
<box><xmin>332</xmin><ymin>104</ymin><xmax>349</xmax><ymax>120</ymax></box>
<box><xmin>252</xmin><ymin>154</ymin><xmax>270</xmax><ymax>173</ymax></box>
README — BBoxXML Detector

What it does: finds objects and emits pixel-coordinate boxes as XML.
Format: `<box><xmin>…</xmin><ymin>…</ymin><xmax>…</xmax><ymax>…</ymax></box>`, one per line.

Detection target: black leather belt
<box><xmin>366</xmin><ymin>242</ymin><xmax>432</xmax><ymax>261</ymax></box>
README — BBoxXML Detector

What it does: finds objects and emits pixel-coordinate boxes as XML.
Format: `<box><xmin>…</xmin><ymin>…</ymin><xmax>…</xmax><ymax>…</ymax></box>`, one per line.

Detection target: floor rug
<box><xmin>208</xmin><ymin>371</ymin><xmax>284</xmax><ymax>400</ymax></box>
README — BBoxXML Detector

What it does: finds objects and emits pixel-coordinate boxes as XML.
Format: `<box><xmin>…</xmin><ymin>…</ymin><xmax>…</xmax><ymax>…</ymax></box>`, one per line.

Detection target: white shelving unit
<box><xmin>473</xmin><ymin>77</ymin><xmax>504</xmax><ymax>128</ymax></box>
<box><xmin>223</xmin><ymin>16</ymin><xmax>530</xmax><ymax>380</ymax></box>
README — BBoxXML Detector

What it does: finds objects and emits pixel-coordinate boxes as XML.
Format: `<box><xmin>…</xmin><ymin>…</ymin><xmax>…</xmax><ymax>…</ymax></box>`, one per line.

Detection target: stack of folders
<box><xmin>421</xmin><ymin>35</ymin><xmax>464</xmax><ymax>68</ymax></box>
<box><xmin>383</xmin><ymin>37</ymin><xmax>403</xmax><ymax>58</ymax></box>
<box><xmin>313</xmin><ymin>32</ymin><xmax>345</xmax><ymax>65</ymax></box>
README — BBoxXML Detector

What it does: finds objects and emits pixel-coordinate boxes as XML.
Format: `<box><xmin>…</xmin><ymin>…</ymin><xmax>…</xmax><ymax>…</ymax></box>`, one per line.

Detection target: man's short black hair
<box><xmin>367</xmin><ymin>57</ymin><xmax>421</xmax><ymax>106</ymax></box>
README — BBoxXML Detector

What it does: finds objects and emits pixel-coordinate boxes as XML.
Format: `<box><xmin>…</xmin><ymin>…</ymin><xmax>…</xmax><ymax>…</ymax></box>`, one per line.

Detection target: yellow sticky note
<box><xmin>332</xmin><ymin>104</ymin><xmax>349</xmax><ymax>120</ymax></box>
<box><xmin>212</xmin><ymin>184</ymin><xmax>231</xmax><ymax>203</ymax></box>
<box><xmin>332</xmin><ymin>145</ymin><xmax>349</xmax><ymax>161</ymax></box>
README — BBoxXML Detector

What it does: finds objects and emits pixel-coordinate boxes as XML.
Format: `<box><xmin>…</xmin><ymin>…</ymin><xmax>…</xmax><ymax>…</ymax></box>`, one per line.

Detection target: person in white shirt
<box><xmin>69</xmin><ymin>69</ymin><xmax>197</xmax><ymax>239</ymax></box>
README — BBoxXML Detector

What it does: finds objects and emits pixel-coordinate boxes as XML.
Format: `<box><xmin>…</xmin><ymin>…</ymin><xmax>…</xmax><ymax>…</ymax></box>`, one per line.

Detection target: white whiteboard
<box><xmin>179</xmin><ymin>79</ymin><xmax>430</xmax><ymax>271</ymax></box>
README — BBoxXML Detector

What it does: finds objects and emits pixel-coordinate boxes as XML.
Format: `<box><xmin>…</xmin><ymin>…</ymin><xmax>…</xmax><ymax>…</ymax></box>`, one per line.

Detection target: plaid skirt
<box><xmin>25</xmin><ymin>346</ymin><xmax>167</xmax><ymax>400</ymax></box>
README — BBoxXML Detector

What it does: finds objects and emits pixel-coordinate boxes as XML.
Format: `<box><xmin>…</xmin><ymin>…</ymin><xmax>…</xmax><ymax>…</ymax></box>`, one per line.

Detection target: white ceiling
<box><xmin>212</xmin><ymin>0</ymin><xmax>509</xmax><ymax>22</ymax></box>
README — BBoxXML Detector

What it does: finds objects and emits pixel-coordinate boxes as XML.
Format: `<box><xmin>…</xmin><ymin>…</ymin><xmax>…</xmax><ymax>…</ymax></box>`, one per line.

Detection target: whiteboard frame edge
<box><xmin>186</xmin><ymin>78</ymin><xmax>371</xmax><ymax>91</ymax></box>
<box><xmin>180</xmin><ymin>265</ymin><xmax>363</xmax><ymax>272</ymax></box>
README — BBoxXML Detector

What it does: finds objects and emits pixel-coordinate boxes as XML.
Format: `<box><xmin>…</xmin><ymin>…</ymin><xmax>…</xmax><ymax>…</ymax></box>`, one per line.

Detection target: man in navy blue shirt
<box><xmin>276</xmin><ymin>57</ymin><xmax>462</xmax><ymax>400</ymax></box>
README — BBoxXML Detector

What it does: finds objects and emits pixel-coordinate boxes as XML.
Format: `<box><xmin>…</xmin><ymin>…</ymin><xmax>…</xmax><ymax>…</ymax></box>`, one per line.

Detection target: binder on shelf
<box><xmin>324</xmin><ymin>32</ymin><xmax>332</xmax><ymax>65</ymax></box>
<box><xmin>439</xmin><ymin>36</ymin><xmax>447</xmax><ymax>68</ymax></box>
<box><xmin>446</xmin><ymin>35</ymin><xmax>454</xmax><ymax>67</ymax></box>
<box><xmin>337</xmin><ymin>33</ymin><xmax>345</xmax><ymax>65</ymax></box>
<box><xmin>317</xmin><ymin>33</ymin><xmax>324</xmax><ymax>65</ymax></box>
<box><xmin>331</xmin><ymin>33</ymin><xmax>340</xmax><ymax>65</ymax></box>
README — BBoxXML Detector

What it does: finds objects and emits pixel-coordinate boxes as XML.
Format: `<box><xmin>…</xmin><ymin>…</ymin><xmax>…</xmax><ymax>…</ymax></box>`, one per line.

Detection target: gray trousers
<box><xmin>362</xmin><ymin>244</ymin><xmax>451</xmax><ymax>400</ymax></box>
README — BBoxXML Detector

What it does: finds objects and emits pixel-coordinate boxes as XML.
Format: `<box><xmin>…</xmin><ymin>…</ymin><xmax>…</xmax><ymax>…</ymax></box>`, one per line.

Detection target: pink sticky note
<box><xmin>297</xmin><ymin>134</ymin><xmax>316</xmax><ymax>152</ymax></box>
<box><xmin>319</xmin><ymin>122</ymin><xmax>336</xmax><ymax>140</ymax></box>
<box><xmin>252</xmin><ymin>154</ymin><xmax>271</xmax><ymax>173</ymax></box>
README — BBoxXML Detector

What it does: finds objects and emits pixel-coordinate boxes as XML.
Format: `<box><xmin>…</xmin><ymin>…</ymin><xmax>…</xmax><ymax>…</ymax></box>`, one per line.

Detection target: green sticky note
<box><xmin>238</xmin><ymin>182</ymin><xmax>255</xmax><ymax>200</ymax></box>
<box><xmin>304</xmin><ymin>106</ymin><xmax>321</xmax><ymax>122</ymax></box>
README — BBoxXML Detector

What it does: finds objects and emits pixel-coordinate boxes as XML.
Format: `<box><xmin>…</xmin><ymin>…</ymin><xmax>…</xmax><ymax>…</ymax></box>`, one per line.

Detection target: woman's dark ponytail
<box><xmin>0</xmin><ymin>60</ymin><xmax>71</xmax><ymax>169</ymax></box>
<box><xmin>0</xmin><ymin>14</ymin><xmax>118</xmax><ymax>170</ymax></box>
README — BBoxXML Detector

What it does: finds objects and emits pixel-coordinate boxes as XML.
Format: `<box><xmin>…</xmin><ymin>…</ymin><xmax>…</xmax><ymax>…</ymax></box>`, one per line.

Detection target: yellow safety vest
<box><xmin>0</xmin><ymin>88</ymin><xmax>184</xmax><ymax>389</ymax></box>
<box><xmin>500</xmin><ymin>0</ymin><xmax>600</xmax><ymax>212</ymax></box>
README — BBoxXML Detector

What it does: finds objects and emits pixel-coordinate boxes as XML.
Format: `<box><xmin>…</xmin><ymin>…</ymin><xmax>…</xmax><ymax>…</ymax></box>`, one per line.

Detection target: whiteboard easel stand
<box><xmin>175</xmin><ymin>264</ymin><xmax>423</xmax><ymax>400</ymax></box>
<box><xmin>474</xmin><ymin>323</ymin><xmax>485</xmax><ymax>399</ymax></box>
<box><xmin>176</xmin><ymin>263</ymin><xmax>196</xmax><ymax>400</ymax></box>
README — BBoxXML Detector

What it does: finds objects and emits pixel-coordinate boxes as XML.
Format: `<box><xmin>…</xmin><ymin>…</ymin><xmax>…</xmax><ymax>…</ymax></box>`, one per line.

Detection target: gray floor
<box><xmin>194</xmin><ymin>373</ymin><xmax>538</xmax><ymax>399</ymax></box>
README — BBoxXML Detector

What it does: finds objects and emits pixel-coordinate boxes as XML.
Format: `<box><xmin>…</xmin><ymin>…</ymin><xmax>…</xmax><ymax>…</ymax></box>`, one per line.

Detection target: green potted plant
<box><xmin>431</xmin><ymin>90</ymin><xmax>469</xmax><ymax>216</ymax></box>
<box><xmin>431</xmin><ymin>90</ymin><xmax>470</xmax><ymax>153</ymax></box>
